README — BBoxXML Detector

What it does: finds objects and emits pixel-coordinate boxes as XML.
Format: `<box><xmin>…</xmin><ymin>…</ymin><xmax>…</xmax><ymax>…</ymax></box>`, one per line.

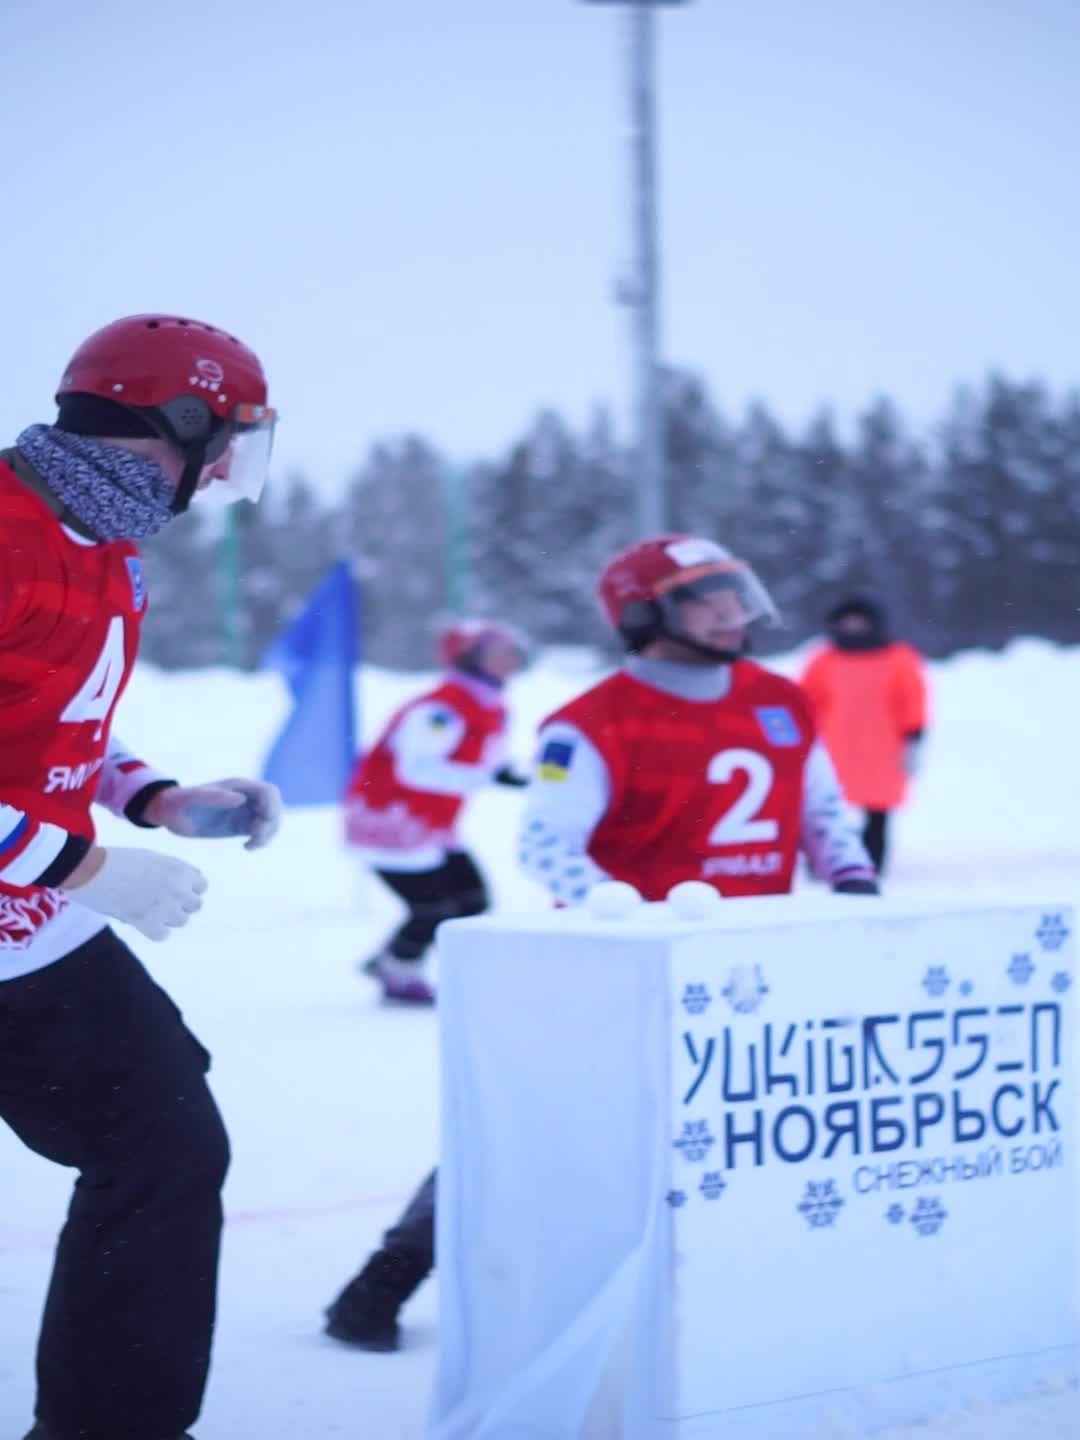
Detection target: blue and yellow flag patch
<box><xmin>538</xmin><ymin>738</ymin><xmax>574</xmax><ymax>781</ymax></box>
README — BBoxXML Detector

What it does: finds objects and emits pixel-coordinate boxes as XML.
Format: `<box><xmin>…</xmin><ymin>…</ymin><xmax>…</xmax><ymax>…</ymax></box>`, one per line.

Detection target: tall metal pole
<box><xmin>586</xmin><ymin>0</ymin><xmax>690</xmax><ymax>533</ymax></box>
<box><xmin>626</xmin><ymin>2</ymin><xmax>665</xmax><ymax>536</ymax></box>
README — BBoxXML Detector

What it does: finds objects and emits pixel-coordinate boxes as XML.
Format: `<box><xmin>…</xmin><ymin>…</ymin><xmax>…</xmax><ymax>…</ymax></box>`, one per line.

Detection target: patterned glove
<box><xmin>145</xmin><ymin>778</ymin><xmax>283</xmax><ymax>851</ymax></box>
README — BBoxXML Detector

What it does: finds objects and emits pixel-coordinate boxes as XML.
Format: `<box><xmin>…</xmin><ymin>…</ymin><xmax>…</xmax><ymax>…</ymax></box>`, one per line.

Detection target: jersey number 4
<box><xmin>707</xmin><ymin>748</ymin><xmax>779</xmax><ymax>845</ymax></box>
<box><xmin>60</xmin><ymin>616</ymin><xmax>126</xmax><ymax>741</ymax></box>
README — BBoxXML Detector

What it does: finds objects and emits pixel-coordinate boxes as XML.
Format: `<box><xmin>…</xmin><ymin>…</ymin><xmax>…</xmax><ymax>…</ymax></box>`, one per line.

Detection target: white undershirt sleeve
<box><xmin>389</xmin><ymin>701</ymin><xmax>497</xmax><ymax>796</ymax></box>
<box><xmin>93</xmin><ymin>735</ymin><xmax>175</xmax><ymax>819</ymax></box>
<box><xmin>517</xmin><ymin>722</ymin><xmax>612</xmax><ymax>904</ymax></box>
<box><xmin>800</xmin><ymin>742</ymin><xmax>877</xmax><ymax>883</ymax></box>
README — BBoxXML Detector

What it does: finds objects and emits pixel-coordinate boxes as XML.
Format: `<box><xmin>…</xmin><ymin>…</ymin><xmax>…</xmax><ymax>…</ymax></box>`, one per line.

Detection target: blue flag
<box><xmin>260</xmin><ymin>560</ymin><xmax>358</xmax><ymax>805</ymax></box>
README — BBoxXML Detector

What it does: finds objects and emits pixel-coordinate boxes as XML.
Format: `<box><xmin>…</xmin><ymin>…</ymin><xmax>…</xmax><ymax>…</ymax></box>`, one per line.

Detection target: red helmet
<box><xmin>437</xmin><ymin>619</ymin><xmax>529</xmax><ymax>672</ymax></box>
<box><xmin>57</xmin><ymin>314</ymin><xmax>275</xmax><ymax>513</ymax></box>
<box><xmin>598</xmin><ymin>533</ymin><xmax>777</xmax><ymax>654</ymax></box>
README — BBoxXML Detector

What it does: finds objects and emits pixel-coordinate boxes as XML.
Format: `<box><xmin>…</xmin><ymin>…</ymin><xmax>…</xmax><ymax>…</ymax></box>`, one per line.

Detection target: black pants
<box><xmin>0</xmin><ymin>928</ymin><xmax>230</xmax><ymax>1440</ymax></box>
<box><xmin>862</xmin><ymin>809</ymin><xmax>890</xmax><ymax>872</ymax></box>
<box><xmin>384</xmin><ymin>1167</ymin><xmax>436</xmax><ymax>1271</ymax></box>
<box><xmin>375</xmin><ymin>850</ymin><xmax>489</xmax><ymax>961</ymax></box>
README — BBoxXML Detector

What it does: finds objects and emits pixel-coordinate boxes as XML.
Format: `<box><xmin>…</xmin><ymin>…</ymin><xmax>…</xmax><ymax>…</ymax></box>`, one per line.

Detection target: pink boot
<box><xmin>371</xmin><ymin>953</ymin><xmax>436</xmax><ymax>1006</ymax></box>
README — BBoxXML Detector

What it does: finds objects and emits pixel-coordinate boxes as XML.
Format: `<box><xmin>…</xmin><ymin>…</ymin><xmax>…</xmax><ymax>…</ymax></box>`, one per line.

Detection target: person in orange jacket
<box><xmin>799</xmin><ymin>595</ymin><xmax>928</xmax><ymax>872</ymax></box>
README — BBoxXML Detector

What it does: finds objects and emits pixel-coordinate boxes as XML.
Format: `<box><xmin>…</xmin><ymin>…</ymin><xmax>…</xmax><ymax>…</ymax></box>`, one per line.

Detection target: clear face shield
<box><xmin>655</xmin><ymin>561</ymin><xmax>780</xmax><ymax>652</ymax></box>
<box><xmin>201</xmin><ymin>402</ymin><xmax>277</xmax><ymax>504</ymax></box>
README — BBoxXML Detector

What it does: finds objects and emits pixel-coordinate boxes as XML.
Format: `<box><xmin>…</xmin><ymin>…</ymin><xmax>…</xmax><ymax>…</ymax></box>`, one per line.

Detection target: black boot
<box><xmin>324</xmin><ymin>1246</ymin><xmax>432</xmax><ymax>1352</ymax></box>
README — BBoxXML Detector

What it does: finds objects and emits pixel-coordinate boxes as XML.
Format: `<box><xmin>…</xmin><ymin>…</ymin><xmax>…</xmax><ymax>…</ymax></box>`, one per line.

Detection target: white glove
<box><xmin>902</xmin><ymin>737</ymin><xmax>923</xmax><ymax>779</ymax></box>
<box><xmin>147</xmin><ymin>778</ymin><xmax>283</xmax><ymax>851</ymax></box>
<box><xmin>64</xmin><ymin>847</ymin><xmax>208</xmax><ymax>942</ymax></box>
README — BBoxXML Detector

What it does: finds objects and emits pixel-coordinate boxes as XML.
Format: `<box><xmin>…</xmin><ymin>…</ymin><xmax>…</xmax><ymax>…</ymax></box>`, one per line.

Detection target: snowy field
<box><xmin>1</xmin><ymin>640</ymin><xmax>1079</xmax><ymax>1438</ymax></box>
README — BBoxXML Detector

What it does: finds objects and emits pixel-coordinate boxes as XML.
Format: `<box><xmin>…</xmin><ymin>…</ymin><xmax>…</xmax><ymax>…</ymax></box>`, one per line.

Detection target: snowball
<box><xmin>587</xmin><ymin>880</ymin><xmax>644</xmax><ymax>920</ymax></box>
<box><xmin>666</xmin><ymin>880</ymin><xmax>723</xmax><ymax>920</ymax></box>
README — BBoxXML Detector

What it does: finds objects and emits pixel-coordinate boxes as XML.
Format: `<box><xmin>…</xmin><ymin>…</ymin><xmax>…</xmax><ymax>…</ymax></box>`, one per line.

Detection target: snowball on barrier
<box><xmin>666</xmin><ymin>879</ymin><xmax>723</xmax><ymax>920</ymax></box>
<box><xmin>586</xmin><ymin>880</ymin><xmax>643</xmax><ymax>920</ymax></box>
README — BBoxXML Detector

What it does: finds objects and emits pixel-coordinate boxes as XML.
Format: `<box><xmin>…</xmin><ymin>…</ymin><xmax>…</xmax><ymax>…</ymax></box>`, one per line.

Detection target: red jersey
<box><xmin>344</xmin><ymin>676</ymin><xmax>507</xmax><ymax>855</ymax></box>
<box><xmin>542</xmin><ymin>662</ymin><xmax>816</xmax><ymax>899</ymax></box>
<box><xmin>0</xmin><ymin>460</ymin><xmax>145</xmax><ymax>892</ymax></box>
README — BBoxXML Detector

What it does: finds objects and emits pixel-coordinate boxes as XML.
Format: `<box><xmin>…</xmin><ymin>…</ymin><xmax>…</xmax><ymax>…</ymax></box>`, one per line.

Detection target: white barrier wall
<box><xmin>429</xmin><ymin>895</ymin><xmax>1078</xmax><ymax>1440</ymax></box>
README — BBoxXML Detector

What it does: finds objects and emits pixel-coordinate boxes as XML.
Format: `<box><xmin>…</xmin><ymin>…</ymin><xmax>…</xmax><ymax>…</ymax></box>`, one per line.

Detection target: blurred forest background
<box><xmin>140</xmin><ymin>371</ymin><xmax>1080</xmax><ymax>669</ymax></box>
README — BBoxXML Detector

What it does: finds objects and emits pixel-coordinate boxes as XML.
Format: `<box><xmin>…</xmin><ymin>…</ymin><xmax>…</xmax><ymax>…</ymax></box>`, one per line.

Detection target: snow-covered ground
<box><xmin>1</xmin><ymin>640</ymin><xmax>1078</xmax><ymax>1438</ymax></box>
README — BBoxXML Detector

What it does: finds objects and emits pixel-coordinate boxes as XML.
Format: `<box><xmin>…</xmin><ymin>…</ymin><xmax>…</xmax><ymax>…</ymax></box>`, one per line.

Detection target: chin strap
<box><xmin>169</xmin><ymin>443</ymin><xmax>207</xmax><ymax>516</ymax></box>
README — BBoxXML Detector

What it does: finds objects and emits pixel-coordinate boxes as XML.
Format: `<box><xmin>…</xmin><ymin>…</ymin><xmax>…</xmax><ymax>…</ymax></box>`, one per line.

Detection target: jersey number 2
<box><xmin>60</xmin><ymin>616</ymin><xmax>126</xmax><ymax>740</ymax></box>
<box><xmin>707</xmin><ymin>748</ymin><xmax>778</xmax><ymax>844</ymax></box>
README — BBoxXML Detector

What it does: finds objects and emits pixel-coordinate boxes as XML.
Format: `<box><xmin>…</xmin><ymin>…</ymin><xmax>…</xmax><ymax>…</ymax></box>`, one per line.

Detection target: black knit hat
<box><xmin>826</xmin><ymin>594</ymin><xmax>890</xmax><ymax>651</ymax></box>
<box><xmin>55</xmin><ymin>392</ymin><xmax>159</xmax><ymax>439</ymax></box>
<box><xmin>825</xmin><ymin>594</ymin><xmax>885</xmax><ymax>628</ymax></box>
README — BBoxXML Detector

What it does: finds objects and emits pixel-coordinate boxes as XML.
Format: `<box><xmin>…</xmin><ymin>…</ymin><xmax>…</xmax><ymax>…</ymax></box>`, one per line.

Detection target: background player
<box><xmin>343</xmin><ymin>619</ymin><xmax>528</xmax><ymax>1004</ymax></box>
<box><xmin>518</xmin><ymin>533</ymin><xmax>878</xmax><ymax>902</ymax></box>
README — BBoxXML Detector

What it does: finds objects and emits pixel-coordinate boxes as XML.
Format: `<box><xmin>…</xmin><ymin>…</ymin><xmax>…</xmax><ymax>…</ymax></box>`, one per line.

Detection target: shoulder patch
<box><xmin>754</xmin><ymin>705</ymin><xmax>801</xmax><ymax>747</ymax></box>
<box><xmin>125</xmin><ymin>555</ymin><xmax>146</xmax><ymax>611</ymax></box>
<box><xmin>538</xmin><ymin>737</ymin><xmax>574</xmax><ymax>781</ymax></box>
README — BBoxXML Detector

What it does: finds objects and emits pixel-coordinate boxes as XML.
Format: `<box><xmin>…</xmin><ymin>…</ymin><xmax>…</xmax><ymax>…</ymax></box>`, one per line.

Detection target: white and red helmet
<box><xmin>437</xmin><ymin>619</ymin><xmax>530</xmax><ymax>672</ymax></box>
<box><xmin>598</xmin><ymin>533</ymin><xmax>778</xmax><ymax>653</ymax></box>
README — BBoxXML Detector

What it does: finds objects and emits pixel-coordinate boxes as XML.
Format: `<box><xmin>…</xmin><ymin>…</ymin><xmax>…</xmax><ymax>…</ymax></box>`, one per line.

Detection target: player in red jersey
<box><xmin>343</xmin><ymin>618</ymin><xmax>528</xmax><ymax>1004</ymax></box>
<box><xmin>519</xmin><ymin>533</ymin><xmax>878</xmax><ymax>903</ymax></box>
<box><xmin>323</xmin><ymin>621</ymin><xmax>527</xmax><ymax>1348</ymax></box>
<box><xmin>323</xmin><ymin>542</ymin><xmax>878</xmax><ymax>1360</ymax></box>
<box><xmin>0</xmin><ymin>315</ymin><xmax>282</xmax><ymax>1440</ymax></box>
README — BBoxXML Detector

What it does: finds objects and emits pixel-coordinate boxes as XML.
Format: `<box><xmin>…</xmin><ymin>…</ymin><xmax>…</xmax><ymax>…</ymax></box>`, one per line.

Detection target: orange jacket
<box><xmin>799</xmin><ymin>643</ymin><xmax>928</xmax><ymax>810</ymax></box>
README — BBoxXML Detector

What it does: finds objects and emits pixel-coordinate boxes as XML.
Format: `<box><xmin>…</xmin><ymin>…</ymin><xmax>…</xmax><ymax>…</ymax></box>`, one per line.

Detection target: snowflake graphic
<box><xmin>886</xmin><ymin>1203</ymin><xmax>906</xmax><ymax>1225</ymax></box>
<box><xmin>673</xmin><ymin>1119</ymin><xmax>716</xmax><ymax>1164</ymax></box>
<box><xmin>958</xmin><ymin>980</ymin><xmax>974</xmax><ymax>997</ymax></box>
<box><xmin>721</xmin><ymin>964</ymin><xmax>770</xmax><ymax>1015</ymax></box>
<box><xmin>922</xmin><ymin>965</ymin><xmax>950</xmax><ymax>998</ymax></box>
<box><xmin>1007</xmin><ymin>953</ymin><xmax>1035</xmax><ymax>986</ymax></box>
<box><xmin>666</xmin><ymin>1189</ymin><xmax>687</xmax><ymax>1209</ymax></box>
<box><xmin>699</xmin><ymin>1172</ymin><xmax>727</xmax><ymax>1201</ymax></box>
<box><xmin>797</xmin><ymin>1180</ymin><xmax>845</xmax><ymax>1229</ymax></box>
<box><xmin>909</xmin><ymin>1196</ymin><xmax>947</xmax><ymax>1237</ymax></box>
<box><xmin>1036</xmin><ymin>914</ymin><xmax>1072</xmax><ymax>953</ymax></box>
<box><xmin>681</xmin><ymin>982</ymin><xmax>712</xmax><ymax>1017</ymax></box>
<box><xmin>1051</xmin><ymin>971</ymin><xmax>1072</xmax><ymax>995</ymax></box>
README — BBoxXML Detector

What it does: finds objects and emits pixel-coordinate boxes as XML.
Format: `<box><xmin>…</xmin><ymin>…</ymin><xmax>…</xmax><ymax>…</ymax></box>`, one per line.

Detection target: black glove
<box><xmin>493</xmin><ymin>765</ymin><xmax>529</xmax><ymax>789</ymax></box>
<box><xmin>833</xmin><ymin>876</ymin><xmax>880</xmax><ymax>896</ymax></box>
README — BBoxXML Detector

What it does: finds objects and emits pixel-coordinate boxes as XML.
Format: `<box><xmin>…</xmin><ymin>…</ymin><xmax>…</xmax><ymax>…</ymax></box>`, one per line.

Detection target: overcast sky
<box><xmin>3</xmin><ymin>0</ymin><xmax>1077</xmax><ymax>495</ymax></box>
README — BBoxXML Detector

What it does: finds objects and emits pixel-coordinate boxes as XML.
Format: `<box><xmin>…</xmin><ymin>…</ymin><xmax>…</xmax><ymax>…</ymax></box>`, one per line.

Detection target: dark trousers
<box><xmin>383</xmin><ymin>1168</ymin><xmax>436</xmax><ymax>1270</ymax></box>
<box><xmin>0</xmin><ymin>928</ymin><xmax>230</xmax><ymax>1440</ymax></box>
<box><xmin>375</xmin><ymin>850</ymin><xmax>489</xmax><ymax>961</ymax></box>
<box><xmin>862</xmin><ymin>808</ymin><xmax>890</xmax><ymax>872</ymax></box>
